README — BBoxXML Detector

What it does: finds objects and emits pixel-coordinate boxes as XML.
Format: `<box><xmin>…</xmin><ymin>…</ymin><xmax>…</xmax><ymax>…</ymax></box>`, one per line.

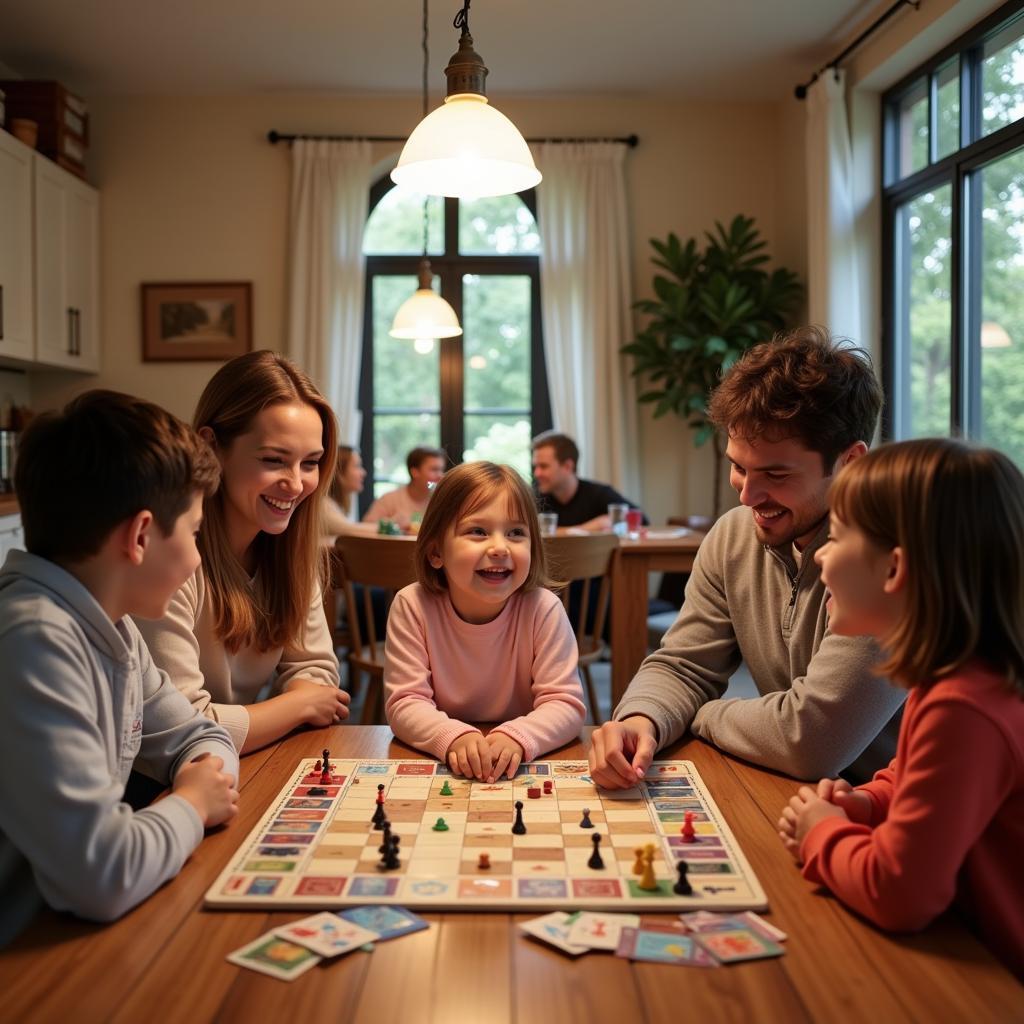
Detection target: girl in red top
<box><xmin>778</xmin><ymin>439</ymin><xmax>1024</xmax><ymax>978</ymax></box>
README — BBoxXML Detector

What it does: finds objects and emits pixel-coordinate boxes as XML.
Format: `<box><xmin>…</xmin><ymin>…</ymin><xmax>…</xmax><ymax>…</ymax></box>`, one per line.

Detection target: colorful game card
<box><xmin>615</xmin><ymin>927</ymin><xmax>719</xmax><ymax>967</ymax></box>
<box><xmin>337</xmin><ymin>905</ymin><xmax>430</xmax><ymax>941</ymax></box>
<box><xmin>680</xmin><ymin>910</ymin><xmax>787</xmax><ymax>942</ymax></box>
<box><xmin>693</xmin><ymin>926</ymin><xmax>785</xmax><ymax>963</ymax></box>
<box><xmin>226</xmin><ymin>931</ymin><xmax>321</xmax><ymax>980</ymax></box>
<box><xmin>519</xmin><ymin>911</ymin><xmax>588</xmax><ymax>955</ymax></box>
<box><xmin>567</xmin><ymin>911</ymin><xmax>641</xmax><ymax>951</ymax></box>
<box><xmin>273</xmin><ymin>913</ymin><xmax>378</xmax><ymax>958</ymax></box>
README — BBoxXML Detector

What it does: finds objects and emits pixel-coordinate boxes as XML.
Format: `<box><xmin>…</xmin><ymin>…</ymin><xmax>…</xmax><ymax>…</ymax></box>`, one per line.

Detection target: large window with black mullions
<box><xmin>883</xmin><ymin>0</ymin><xmax>1024</xmax><ymax>465</ymax></box>
<box><xmin>358</xmin><ymin>179</ymin><xmax>551</xmax><ymax>514</ymax></box>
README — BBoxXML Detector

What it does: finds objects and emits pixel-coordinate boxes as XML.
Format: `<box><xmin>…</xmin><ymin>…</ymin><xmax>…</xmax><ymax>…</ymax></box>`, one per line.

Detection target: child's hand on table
<box><xmin>173</xmin><ymin>754</ymin><xmax>239</xmax><ymax>828</ymax></box>
<box><xmin>815</xmin><ymin>776</ymin><xmax>873</xmax><ymax>824</ymax></box>
<box><xmin>778</xmin><ymin>785</ymin><xmax>851</xmax><ymax>862</ymax></box>
<box><xmin>484</xmin><ymin>732</ymin><xmax>524</xmax><ymax>781</ymax></box>
<box><xmin>447</xmin><ymin>732</ymin><xmax>493</xmax><ymax>780</ymax></box>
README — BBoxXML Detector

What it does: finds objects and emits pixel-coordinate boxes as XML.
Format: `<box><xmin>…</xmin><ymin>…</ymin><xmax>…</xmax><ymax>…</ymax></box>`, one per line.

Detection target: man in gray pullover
<box><xmin>590</xmin><ymin>328</ymin><xmax>905</xmax><ymax>786</ymax></box>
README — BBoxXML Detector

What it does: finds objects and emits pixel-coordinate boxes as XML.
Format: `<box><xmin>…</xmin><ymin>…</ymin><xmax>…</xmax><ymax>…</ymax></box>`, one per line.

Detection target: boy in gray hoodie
<box><xmin>0</xmin><ymin>390</ymin><xmax>240</xmax><ymax>944</ymax></box>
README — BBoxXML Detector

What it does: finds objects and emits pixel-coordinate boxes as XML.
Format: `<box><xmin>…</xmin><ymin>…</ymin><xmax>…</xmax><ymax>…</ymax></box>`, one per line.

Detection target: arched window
<box><xmin>359</xmin><ymin>180</ymin><xmax>551</xmax><ymax>510</ymax></box>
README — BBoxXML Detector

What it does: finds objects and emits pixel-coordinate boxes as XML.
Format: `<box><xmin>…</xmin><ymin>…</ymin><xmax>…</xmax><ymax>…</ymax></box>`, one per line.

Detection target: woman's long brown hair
<box><xmin>194</xmin><ymin>350</ymin><xmax>338</xmax><ymax>652</ymax></box>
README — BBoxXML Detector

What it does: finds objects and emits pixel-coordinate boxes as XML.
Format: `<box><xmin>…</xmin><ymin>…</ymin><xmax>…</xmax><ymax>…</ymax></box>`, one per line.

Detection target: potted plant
<box><xmin>623</xmin><ymin>215</ymin><xmax>803</xmax><ymax>518</ymax></box>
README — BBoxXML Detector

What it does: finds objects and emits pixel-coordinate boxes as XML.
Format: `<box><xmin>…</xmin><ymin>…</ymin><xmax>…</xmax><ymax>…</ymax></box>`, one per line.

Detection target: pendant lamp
<box><xmin>390</xmin><ymin>0</ymin><xmax>464</xmax><ymax>345</ymax></box>
<box><xmin>391</xmin><ymin>0</ymin><xmax>541</xmax><ymax>199</ymax></box>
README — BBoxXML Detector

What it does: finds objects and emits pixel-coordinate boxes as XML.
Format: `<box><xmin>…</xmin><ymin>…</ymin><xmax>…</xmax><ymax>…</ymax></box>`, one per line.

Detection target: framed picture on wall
<box><xmin>141</xmin><ymin>281</ymin><xmax>252</xmax><ymax>361</ymax></box>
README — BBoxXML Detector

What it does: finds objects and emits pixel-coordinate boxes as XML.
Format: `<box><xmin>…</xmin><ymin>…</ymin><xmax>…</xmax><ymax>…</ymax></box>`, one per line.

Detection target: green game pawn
<box><xmin>439</xmin><ymin>780</ymin><xmax>453</xmax><ymax>797</ymax></box>
<box><xmin>432</xmin><ymin>817</ymin><xmax>449</xmax><ymax>831</ymax></box>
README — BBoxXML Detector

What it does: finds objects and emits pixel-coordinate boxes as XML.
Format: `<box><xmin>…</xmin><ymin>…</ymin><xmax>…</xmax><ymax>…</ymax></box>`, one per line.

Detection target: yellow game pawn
<box><xmin>632</xmin><ymin>846</ymin><xmax>645</xmax><ymax>875</ymax></box>
<box><xmin>637</xmin><ymin>844</ymin><xmax>658</xmax><ymax>891</ymax></box>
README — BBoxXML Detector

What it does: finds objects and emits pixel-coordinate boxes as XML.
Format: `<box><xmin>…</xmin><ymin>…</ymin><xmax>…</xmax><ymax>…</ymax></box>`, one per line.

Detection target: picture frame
<box><xmin>141</xmin><ymin>281</ymin><xmax>252</xmax><ymax>362</ymax></box>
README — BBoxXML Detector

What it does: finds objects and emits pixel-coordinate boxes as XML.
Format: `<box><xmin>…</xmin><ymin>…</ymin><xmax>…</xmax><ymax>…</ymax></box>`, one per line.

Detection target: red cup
<box><xmin>626</xmin><ymin>508</ymin><xmax>643</xmax><ymax>537</ymax></box>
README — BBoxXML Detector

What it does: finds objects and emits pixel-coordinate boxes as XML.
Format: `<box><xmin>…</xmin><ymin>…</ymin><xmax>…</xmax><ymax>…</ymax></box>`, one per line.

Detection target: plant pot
<box><xmin>10</xmin><ymin>118</ymin><xmax>38</xmax><ymax>149</ymax></box>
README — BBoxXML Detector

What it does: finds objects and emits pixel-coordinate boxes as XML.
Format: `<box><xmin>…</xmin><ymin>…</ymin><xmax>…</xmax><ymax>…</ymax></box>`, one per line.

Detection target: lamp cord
<box><xmin>421</xmin><ymin>0</ymin><xmax>430</xmax><ymax>256</ymax></box>
<box><xmin>454</xmin><ymin>0</ymin><xmax>470</xmax><ymax>36</ymax></box>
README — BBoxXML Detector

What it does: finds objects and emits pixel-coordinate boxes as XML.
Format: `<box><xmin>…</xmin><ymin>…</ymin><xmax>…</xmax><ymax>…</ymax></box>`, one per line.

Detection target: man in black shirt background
<box><xmin>531</xmin><ymin>431</ymin><xmax>645</xmax><ymax>529</ymax></box>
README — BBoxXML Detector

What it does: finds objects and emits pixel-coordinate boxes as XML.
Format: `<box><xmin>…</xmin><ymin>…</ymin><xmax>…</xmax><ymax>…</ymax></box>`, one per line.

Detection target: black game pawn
<box><xmin>382</xmin><ymin>834</ymin><xmax>401</xmax><ymax>870</ymax></box>
<box><xmin>673</xmin><ymin>860</ymin><xmax>693</xmax><ymax>896</ymax></box>
<box><xmin>377</xmin><ymin>821</ymin><xmax>392</xmax><ymax>856</ymax></box>
<box><xmin>372</xmin><ymin>801</ymin><xmax>387</xmax><ymax>829</ymax></box>
<box><xmin>587</xmin><ymin>832</ymin><xmax>605</xmax><ymax>870</ymax></box>
<box><xmin>511</xmin><ymin>800</ymin><xmax>527</xmax><ymax>835</ymax></box>
<box><xmin>308</xmin><ymin>786</ymin><xmax>328</xmax><ymax>796</ymax></box>
<box><xmin>322</xmin><ymin>748</ymin><xmax>331</xmax><ymax>770</ymax></box>
<box><xmin>580</xmin><ymin>807</ymin><xmax>594</xmax><ymax>829</ymax></box>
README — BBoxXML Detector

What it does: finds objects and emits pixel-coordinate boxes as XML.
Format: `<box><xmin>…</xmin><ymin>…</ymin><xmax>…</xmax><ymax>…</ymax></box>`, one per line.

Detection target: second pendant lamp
<box><xmin>389</xmin><ymin>0</ymin><xmax>463</xmax><ymax>348</ymax></box>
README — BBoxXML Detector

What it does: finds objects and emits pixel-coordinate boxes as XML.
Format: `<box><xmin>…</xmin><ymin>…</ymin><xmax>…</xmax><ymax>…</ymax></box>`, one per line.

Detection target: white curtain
<box><xmin>286</xmin><ymin>139</ymin><xmax>373</xmax><ymax>444</ymax></box>
<box><xmin>806</xmin><ymin>70</ymin><xmax>863</xmax><ymax>345</ymax></box>
<box><xmin>536</xmin><ymin>142</ymin><xmax>639</xmax><ymax>496</ymax></box>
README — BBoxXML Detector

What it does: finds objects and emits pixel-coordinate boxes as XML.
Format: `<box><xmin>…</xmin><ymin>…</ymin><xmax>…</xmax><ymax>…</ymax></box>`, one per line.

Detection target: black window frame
<box><xmin>882</xmin><ymin>0</ymin><xmax>1024</xmax><ymax>440</ymax></box>
<box><xmin>358</xmin><ymin>178</ymin><xmax>551</xmax><ymax>515</ymax></box>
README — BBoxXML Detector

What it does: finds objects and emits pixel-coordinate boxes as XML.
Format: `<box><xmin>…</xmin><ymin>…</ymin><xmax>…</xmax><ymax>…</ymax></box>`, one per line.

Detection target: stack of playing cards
<box><xmin>226</xmin><ymin>906</ymin><xmax>429</xmax><ymax>981</ymax></box>
<box><xmin>519</xmin><ymin>908</ymin><xmax>786</xmax><ymax>967</ymax></box>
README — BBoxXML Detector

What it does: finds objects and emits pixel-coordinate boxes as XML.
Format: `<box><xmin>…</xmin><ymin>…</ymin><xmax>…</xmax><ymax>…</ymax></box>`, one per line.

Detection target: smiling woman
<box><xmin>134</xmin><ymin>351</ymin><xmax>351</xmax><ymax>754</ymax></box>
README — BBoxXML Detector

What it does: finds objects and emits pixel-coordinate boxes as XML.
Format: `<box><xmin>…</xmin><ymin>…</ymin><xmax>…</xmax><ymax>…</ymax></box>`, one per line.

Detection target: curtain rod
<box><xmin>794</xmin><ymin>0</ymin><xmax>920</xmax><ymax>99</ymax></box>
<box><xmin>267</xmin><ymin>130</ymin><xmax>638</xmax><ymax>147</ymax></box>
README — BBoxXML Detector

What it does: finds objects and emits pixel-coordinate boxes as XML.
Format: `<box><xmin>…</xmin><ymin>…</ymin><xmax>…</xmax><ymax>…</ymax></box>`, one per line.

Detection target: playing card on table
<box><xmin>337</xmin><ymin>905</ymin><xmax>430</xmax><ymax>941</ymax></box>
<box><xmin>226</xmin><ymin>931</ymin><xmax>321</xmax><ymax>980</ymax></box>
<box><xmin>567</xmin><ymin>911</ymin><xmax>641</xmax><ymax>951</ymax></box>
<box><xmin>693</xmin><ymin>926</ymin><xmax>785</xmax><ymax>963</ymax></box>
<box><xmin>273</xmin><ymin>912</ymin><xmax>378</xmax><ymax>957</ymax></box>
<box><xmin>680</xmin><ymin>910</ymin><xmax>787</xmax><ymax>943</ymax></box>
<box><xmin>615</xmin><ymin>927</ymin><xmax>719</xmax><ymax>967</ymax></box>
<box><xmin>518</xmin><ymin>911</ymin><xmax>588</xmax><ymax>956</ymax></box>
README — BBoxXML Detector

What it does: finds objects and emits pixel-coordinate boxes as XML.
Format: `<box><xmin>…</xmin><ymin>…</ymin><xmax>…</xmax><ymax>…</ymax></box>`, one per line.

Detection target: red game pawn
<box><xmin>527</xmin><ymin>786</ymin><xmax>541</xmax><ymax>799</ymax></box>
<box><xmin>478</xmin><ymin>852</ymin><xmax>491</xmax><ymax>870</ymax></box>
<box><xmin>681</xmin><ymin>811</ymin><xmax>696</xmax><ymax>843</ymax></box>
<box><xmin>542</xmin><ymin>780</ymin><xmax>552</xmax><ymax>795</ymax></box>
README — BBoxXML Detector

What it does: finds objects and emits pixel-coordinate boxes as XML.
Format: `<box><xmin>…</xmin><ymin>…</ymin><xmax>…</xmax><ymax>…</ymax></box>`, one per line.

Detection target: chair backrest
<box><xmin>542</xmin><ymin>533</ymin><xmax>618</xmax><ymax>651</ymax></box>
<box><xmin>332</xmin><ymin>534</ymin><xmax>419</xmax><ymax>664</ymax></box>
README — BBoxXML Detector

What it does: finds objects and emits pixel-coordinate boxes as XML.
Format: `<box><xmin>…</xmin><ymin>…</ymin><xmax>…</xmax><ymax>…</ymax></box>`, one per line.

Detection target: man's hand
<box><xmin>588</xmin><ymin>716</ymin><xmax>658</xmax><ymax>789</ymax></box>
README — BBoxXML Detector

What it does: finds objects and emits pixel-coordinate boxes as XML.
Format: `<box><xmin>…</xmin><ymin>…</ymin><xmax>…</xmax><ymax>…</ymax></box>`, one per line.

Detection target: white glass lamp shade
<box><xmin>390</xmin><ymin>287</ymin><xmax>463</xmax><ymax>340</ymax></box>
<box><xmin>391</xmin><ymin>94</ymin><xmax>542</xmax><ymax>199</ymax></box>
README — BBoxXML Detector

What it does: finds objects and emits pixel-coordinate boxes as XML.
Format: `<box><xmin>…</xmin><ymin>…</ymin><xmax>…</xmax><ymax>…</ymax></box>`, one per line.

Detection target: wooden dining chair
<box><xmin>332</xmin><ymin>534</ymin><xmax>418</xmax><ymax>724</ymax></box>
<box><xmin>543</xmin><ymin>532</ymin><xmax>619</xmax><ymax>724</ymax></box>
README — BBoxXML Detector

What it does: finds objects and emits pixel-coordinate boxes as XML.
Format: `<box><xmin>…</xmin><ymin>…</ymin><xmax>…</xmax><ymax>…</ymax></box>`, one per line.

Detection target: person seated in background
<box><xmin>589</xmin><ymin>327</ymin><xmax>905</xmax><ymax>788</ymax></box>
<box><xmin>363</xmin><ymin>446</ymin><xmax>446</xmax><ymax>533</ymax></box>
<box><xmin>531</xmin><ymin>431</ymin><xmax>645</xmax><ymax>531</ymax></box>
<box><xmin>322</xmin><ymin>444</ymin><xmax>370</xmax><ymax>543</ymax></box>
<box><xmin>0</xmin><ymin>391</ymin><xmax>239</xmax><ymax>945</ymax></box>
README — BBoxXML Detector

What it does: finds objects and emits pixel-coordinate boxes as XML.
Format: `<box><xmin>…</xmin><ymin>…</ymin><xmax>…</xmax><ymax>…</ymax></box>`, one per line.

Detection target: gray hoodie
<box><xmin>615</xmin><ymin>505</ymin><xmax>905</xmax><ymax>780</ymax></box>
<box><xmin>0</xmin><ymin>550</ymin><xmax>239</xmax><ymax>943</ymax></box>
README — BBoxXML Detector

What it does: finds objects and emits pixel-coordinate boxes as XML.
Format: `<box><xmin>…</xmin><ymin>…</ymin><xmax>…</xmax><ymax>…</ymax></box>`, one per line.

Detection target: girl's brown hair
<box><xmin>414</xmin><ymin>462</ymin><xmax>551</xmax><ymax>595</ymax></box>
<box><xmin>829</xmin><ymin>438</ymin><xmax>1024</xmax><ymax>694</ymax></box>
<box><xmin>194</xmin><ymin>350</ymin><xmax>338</xmax><ymax>653</ymax></box>
<box><xmin>330</xmin><ymin>445</ymin><xmax>359</xmax><ymax>516</ymax></box>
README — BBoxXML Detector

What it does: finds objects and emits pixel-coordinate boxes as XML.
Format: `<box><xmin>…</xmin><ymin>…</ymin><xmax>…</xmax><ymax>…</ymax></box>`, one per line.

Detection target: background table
<box><xmin>609</xmin><ymin>532</ymin><xmax>704</xmax><ymax>706</ymax></box>
<box><xmin>2</xmin><ymin>727</ymin><xmax>1019</xmax><ymax>1023</ymax></box>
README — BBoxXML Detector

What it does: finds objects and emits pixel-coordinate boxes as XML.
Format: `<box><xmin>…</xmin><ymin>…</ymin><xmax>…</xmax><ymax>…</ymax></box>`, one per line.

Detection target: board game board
<box><xmin>205</xmin><ymin>758</ymin><xmax>768</xmax><ymax>912</ymax></box>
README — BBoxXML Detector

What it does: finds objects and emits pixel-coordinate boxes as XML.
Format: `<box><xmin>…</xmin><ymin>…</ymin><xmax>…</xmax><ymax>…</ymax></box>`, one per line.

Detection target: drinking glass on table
<box><xmin>538</xmin><ymin>512</ymin><xmax>558</xmax><ymax>537</ymax></box>
<box><xmin>608</xmin><ymin>503</ymin><xmax>629</xmax><ymax>536</ymax></box>
<box><xmin>626</xmin><ymin>507</ymin><xmax>643</xmax><ymax>539</ymax></box>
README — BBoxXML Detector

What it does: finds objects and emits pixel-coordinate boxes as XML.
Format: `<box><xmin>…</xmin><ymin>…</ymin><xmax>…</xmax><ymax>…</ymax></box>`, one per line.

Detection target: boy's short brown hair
<box><xmin>407</xmin><ymin>446</ymin><xmax>446</xmax><ymax>474</ymax></box>
<box><xmin>708</xmin><ymin>325</ymin><xmax>883</xmax><ymax>470</ymax></box>
<box><xmin>414</xmin><ymin>462</ymin><xmax>551</xmax><ymax>595</ymax></box>
<box><xmin>15</xmin><ymin>390</ymin><xmax>220</xmax><ymax>562</ymax></box>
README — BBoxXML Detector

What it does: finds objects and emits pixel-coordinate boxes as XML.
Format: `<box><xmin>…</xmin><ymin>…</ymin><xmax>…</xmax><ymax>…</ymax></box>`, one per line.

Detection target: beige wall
<box><xmin>27</xmin><ymin>90</ymin><xmax>808</xmax><ymax>523</ymax></box>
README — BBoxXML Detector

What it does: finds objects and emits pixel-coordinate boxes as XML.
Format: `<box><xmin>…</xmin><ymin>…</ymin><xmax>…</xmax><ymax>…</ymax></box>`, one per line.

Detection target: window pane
<box><xmin>371</xmin><ymin>275</ymin><xmax>440</xmax><ymax>490</ymax></box>
<box><xmin>935</xmin><ymin>58</ymin><xmax>960</xmax><ymax>159</ymax></box>
<box><xmin>459</xmin><ymin>195</ymin><xmax>540</xmax><ymax>255</ymax></box>
<box><xmin>463</xmin><ymin>414</ymin><xmax>532</xmax><ymax>480</ymax></box>
<box><xmin>363</xmin><ymin>188</ymin><xmax>444</xmax><ymax>255</ymax></box>
<box><xmin>373</xmin><ymin>414</ymin><xmax>441</xmax><ymax>496</ymax></box>
<box><xmin>982</xmin><ymin>16</ymin><xmax>1024</xmax><ymax>137</ymax></box>
<box><xmin>977</xmin><ymin>147</ymin><xmax>1024</xmax><ymax>466</ymax></box>
<box><xmin>894</xmin><ymin>185</ymin><xmax>953</xmax><ymax>437</ymax></box>
<box><xmin>463</xmin><ymin>274</ymin><xmax>531</xmax><ymax>411</ymax></box>
<box><xmin>896</xmin><ymin>78</ymin><xmax>929</xmax><ymax>178</ymax></box>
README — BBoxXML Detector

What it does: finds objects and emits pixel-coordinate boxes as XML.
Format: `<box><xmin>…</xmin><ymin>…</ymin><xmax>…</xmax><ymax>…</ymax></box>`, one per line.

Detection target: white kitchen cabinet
<box><xmin>0</xmin><ymin>131</ymin><xmax>34</xmax><ymax>363</ymax></box>
<box><xmin>33</xmin><ymin>155</ymin><xmax>100</xmax><ymax>371</ymax></box>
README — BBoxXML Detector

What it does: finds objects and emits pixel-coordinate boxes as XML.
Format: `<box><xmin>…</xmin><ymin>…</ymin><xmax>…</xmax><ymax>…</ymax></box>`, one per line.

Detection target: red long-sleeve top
<box><xmin>800</xmin><ymin>662</ymin><xmax>1024</xmax><ymax>978</ymax></box>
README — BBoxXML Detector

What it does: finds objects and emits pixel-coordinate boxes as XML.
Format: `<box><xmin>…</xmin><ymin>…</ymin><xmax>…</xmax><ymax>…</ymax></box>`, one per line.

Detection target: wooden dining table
<box><xmin>2</xmin><ymin>726</ymin><xmax>1019</xmax><ymax>1023</ymax></box>
<box><xmin>609</xmin><ymin>530</ymin><xmax>704</xmax><ymax>706</ymax></box>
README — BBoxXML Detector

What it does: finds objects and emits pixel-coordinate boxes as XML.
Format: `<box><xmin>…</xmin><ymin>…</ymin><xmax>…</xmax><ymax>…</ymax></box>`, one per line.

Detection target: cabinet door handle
<box><xmin>0</xmin><ymin>284</ymin><xmax>4</xmax><ymax>340</ymax></box>
<box><xmin>67</xmin><ymin>307</ymin><xmax>75</xmax><ymax>355</ymax></box>
<box><xmin>74</xmin><ymin>308</ymin><xmax>81</xmax><ymax>356</ymax></box>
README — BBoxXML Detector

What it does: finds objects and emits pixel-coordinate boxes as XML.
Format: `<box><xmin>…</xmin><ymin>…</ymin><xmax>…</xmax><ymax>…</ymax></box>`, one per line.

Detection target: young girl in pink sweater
<box><xmin>384</xmin><ymin>462</ymin><xmax>586</xmax><ymax>782</ymax></box>
<box><xmin>778</xmin><ymin>439</ymin><xmax>1024</xmax><ymax>977</ymax></box>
